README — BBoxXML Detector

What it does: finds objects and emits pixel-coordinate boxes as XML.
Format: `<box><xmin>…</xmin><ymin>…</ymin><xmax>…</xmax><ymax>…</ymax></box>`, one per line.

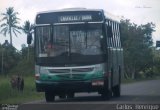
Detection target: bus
<box><xmin>27</xmin><ymin>8</ymin><xmax>123</xmax><ymax>102</ymax></box>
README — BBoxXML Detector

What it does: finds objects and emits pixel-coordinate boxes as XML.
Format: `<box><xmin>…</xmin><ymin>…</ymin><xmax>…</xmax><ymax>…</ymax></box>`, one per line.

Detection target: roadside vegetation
<box><xmin>120</xmin><ymin>19</ymin><xmax>160</xmax><ymax>80</ymax></box>
<box><xmin>0</xmin><ymin>7</ymin><xmax>160</xmax><ymax>103</ymax></box>
<box><xmin>0</xmin><ymin>76</ymin><xmax>43</xmax><ymax>104</ymax></box>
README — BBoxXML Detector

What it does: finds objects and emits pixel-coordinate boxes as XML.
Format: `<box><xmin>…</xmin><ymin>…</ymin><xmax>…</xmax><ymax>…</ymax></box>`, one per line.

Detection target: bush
<box><xmin>9</xmin><ymin>58</ymin><xmax>34</xmax><ymax>76</ymax></box>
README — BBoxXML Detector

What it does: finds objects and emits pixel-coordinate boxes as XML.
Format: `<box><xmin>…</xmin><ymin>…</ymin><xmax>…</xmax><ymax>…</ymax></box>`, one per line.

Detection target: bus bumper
<box><xmin>36</xmin><ymin>79</ymin><xmax>105</xmax><ymax>93</ymax></box>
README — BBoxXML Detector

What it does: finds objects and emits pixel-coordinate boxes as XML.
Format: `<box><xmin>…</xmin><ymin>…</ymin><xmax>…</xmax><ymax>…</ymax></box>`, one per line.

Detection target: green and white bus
<box><xmin>28</xmin><ymin>8</ymin><xmax>123</xmax><ymax>102</ymax></box>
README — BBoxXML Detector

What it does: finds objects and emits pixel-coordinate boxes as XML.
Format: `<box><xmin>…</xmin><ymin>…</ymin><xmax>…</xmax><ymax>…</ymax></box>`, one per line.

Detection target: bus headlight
<box><xmin>94</xmin><ymin>64</ymin><xmax>105</xmax><ymax>75</ymax></box>
<box><xmin>94</xmin><ymin>64</ymin><xmax>104</xmax><ymax>70</ymax></box>
<box><xmin>40</xmin><ymin>68</ymin><xmax>49</xmax><ymax>74</ymax></box>
<box><xmin>35</xmin><ymin>74</ymin><xmax>40</xmax><ymax>80</ymax></box>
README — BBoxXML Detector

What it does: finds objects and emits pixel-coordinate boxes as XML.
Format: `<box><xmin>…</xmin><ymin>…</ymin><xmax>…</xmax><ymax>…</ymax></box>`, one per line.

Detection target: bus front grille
<box><xmin>72</xmin><ymin>68</ymin><xmax>94</xmax><ymax>73</ymax></box>
<box><xmin>48</xmin><ymin>67</ymin><xmax>94</xmax><ymax>74</ymax></box>
<box><xmin>47</xmin><ymin>67</ymin><xmax>94</xmax><ymax>80</ymax></box>
<box><xmin>48</xmin><ymin>69</ymin><xmax>70</xmax><ymax>73</ymax></box>
<box><xmin>56</xmin><ymin>73</ymin><xmax>86</xmax><ymax>80</ymax></box>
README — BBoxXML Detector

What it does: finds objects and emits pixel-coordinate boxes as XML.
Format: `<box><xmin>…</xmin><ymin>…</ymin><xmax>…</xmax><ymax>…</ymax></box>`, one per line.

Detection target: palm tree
<box><xmin>22</xmin><ymin>20</ymin><xmax>34</xmax><ymax>60</ymax></box>
<box><xmin>22</xmin><ymin>20</ymin><xmax>34</xmax><ymax>35</ymax></box>
<box><xmin>0</xmin><ymin>7</ymin><xmax>21</xmax><ymax>46</ymax></box>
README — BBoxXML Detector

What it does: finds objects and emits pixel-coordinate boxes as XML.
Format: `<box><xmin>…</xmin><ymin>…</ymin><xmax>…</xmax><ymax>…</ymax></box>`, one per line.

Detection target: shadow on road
<box><xmin>54</xmin><ymin>95</ymin><xmax>160</xmax><ymax>103</ymax></box>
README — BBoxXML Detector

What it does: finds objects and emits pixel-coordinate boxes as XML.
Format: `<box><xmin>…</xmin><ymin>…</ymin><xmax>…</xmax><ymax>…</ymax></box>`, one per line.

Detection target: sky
<box><xmin>0</xmin><ymin>0</ymin><xmax>160</xmax><ymax>50</ymax></box>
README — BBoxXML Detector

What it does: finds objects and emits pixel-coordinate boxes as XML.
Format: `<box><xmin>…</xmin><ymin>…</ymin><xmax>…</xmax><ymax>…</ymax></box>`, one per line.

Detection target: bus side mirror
<box><xmin>27</xmin><ymin>33</ymin><xmax>32</xmax><ymax>44</ymax></box>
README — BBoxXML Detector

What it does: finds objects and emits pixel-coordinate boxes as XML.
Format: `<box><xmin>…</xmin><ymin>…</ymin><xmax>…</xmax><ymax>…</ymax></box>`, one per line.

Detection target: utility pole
<box><xmin>28</xmin><ymin>44</ymin><xmax>30</xmax><ymax>60</ymax></box>
<box><xmin>1</xmin><ymin>48</ymin><xmax>4</xmax><ymax>74</ymax></box>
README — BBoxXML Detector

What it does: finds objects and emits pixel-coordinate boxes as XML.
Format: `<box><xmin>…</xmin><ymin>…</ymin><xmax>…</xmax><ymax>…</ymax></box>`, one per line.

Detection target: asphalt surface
<box><xmin>18</xmin><ymin>79</ymin><xmax>160</xmax><ymax>110</ymax></box>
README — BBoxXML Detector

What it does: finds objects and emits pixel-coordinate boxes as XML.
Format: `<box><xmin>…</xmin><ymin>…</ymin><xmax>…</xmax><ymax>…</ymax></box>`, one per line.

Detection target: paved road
<box><xmin>18</xmin><ymin>79</ymin><xmax>160</xmax><ymax>110</ymax></box>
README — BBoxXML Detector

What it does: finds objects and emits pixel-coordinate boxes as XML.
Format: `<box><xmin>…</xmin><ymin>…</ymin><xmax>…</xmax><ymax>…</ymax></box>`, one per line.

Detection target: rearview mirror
<box><xmin>27</xmin><ymin>33</ymin><xmax>32</xmax><ymax>44</ymax></box>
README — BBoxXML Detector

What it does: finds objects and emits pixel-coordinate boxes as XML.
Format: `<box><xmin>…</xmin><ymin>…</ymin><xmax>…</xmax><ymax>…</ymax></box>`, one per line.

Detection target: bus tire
<box><xmin>113</xmin><ymin>66</ymin><xmax>121</xmax><ymax>97</ymax></box>
<box><xmin>101</xmin><ymin>89</ymin><xmax>112</xmax><ymax>100</ymax></box>
<box><xmin>113</xmin><ymin>85</ymin><xmax>120</xmax><ymax>97</ymax></box>
<box><xmin>45</xmin><ymin>91</ymin><xmax>55</xmax><ymax>102</ymax></box>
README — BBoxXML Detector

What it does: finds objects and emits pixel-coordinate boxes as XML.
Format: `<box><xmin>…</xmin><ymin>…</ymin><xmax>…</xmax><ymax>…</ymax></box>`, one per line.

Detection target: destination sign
<box><xmin>36</xmin><ymin>11</ymin><xmax>104</xmax><ymax>24</ymax></box>
<box><xmin>59</xmin><ymin>15</ymin><xmax>92</xmax><ymax>22</ymax></box>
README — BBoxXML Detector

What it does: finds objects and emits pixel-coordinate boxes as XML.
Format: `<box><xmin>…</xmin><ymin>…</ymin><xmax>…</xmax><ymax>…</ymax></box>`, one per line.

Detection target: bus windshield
<box><xmin>36</xmin><ymin>23</ymin><xmax>103</xmax><ymax>57</ymax></box>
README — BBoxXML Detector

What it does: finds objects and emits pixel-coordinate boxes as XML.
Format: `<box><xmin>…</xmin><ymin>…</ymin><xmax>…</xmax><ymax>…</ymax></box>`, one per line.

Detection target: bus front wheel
<box><xmin>101</xmin><ymin>89</ymin><xmax>112</xmax><ymax>100</ymax></box>
<box><xmin>45</xmin><ymin>91</ymin><xmax>55</xmax><ymax>102</ymax></box>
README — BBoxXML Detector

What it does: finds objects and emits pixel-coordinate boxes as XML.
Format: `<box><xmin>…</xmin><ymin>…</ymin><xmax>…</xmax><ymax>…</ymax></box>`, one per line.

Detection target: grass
<box><xmin>1</xmin><ymin>74</ymin><xmax>160</xmax><ymax>104</ymax></box>
<box><xmin>0</xmin><ymin>75</ymin><xmax>44</xmax><ymax>104</ymax></box>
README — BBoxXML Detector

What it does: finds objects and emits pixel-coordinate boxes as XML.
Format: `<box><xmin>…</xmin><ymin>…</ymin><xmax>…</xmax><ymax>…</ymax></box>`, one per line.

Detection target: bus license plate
<box><xmin>92</xmin><ymin>81</ymin><xmax>104</xmax><ymax>86</ymax></box>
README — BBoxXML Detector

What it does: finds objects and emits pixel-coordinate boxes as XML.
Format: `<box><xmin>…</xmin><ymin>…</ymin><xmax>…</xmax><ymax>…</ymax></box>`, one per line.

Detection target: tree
<box><xmin>0</xmin><ymin>7</ymin><xmax>21</xmax><ymax>45</ymax></box>
<box><xmin>22</xmin><ymin>20</ymin><xmax>34</xmax><ymax>60</ymax></box>
<box><xmin>120</xmin><ymin>19</ymin><xmax>155</xmax><ymax>79</ymax></box>
<box><xmin>22</xmin><ymin>20</ymin><xmax>34</xmax><ymax>35</ymax></box>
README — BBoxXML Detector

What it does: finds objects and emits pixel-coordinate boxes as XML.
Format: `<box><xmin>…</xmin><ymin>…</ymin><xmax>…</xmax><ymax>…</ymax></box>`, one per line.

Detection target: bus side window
<box><xmin>112</xmin><ymin>22</ymin><xmax>116</xmax><ymax>48</ymax></box>
<box><xmin>107</xmin><ymin>21</ymin><xmax>113</xmax><ymax>38</ymax></box>
<box><xmin>116</xmin><ymin>23</ymin><xmax>120</xmax><ymax>48</ymax></box>
<box><xmin>118</xmin><ymin>24</ymin><xmax>121</xmax><ymax>47</ymax></box>
<box><xmin>115</xmin><ymin>22</ymin><xmax>118</xmax><ymax>48</ymax></box>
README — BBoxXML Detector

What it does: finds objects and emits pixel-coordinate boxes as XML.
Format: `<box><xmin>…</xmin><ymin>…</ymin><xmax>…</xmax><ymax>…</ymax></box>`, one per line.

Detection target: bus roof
<box><xmin>35</xmin><ymin>8</ymin><xmax>120</xmax><ymax>24</ymax></box>
<box><xmin>104</xmin><ymin>11</ymin><xmax>120</xmax><ymax>23</ymax></box>
<box><xmin>36</xmin><ymin>8</ymin><xmax>104</xmax><ymax>15</ymax></box>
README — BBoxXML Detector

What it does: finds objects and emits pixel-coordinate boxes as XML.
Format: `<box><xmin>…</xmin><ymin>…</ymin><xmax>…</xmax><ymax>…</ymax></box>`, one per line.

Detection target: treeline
<box><xmin>0</xmin><ymin>7</ymin><xmax>34</xmax><ymax>76</ymax></box>
<box><xmin>0</xmin><ymin>44</ymin><xmax>34</xmax><ymax>75</ymax></box>
<box><xmin>121</xmin><ymin>19</ymin><xmax>160</xmax><ymax>79</ymax></box>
